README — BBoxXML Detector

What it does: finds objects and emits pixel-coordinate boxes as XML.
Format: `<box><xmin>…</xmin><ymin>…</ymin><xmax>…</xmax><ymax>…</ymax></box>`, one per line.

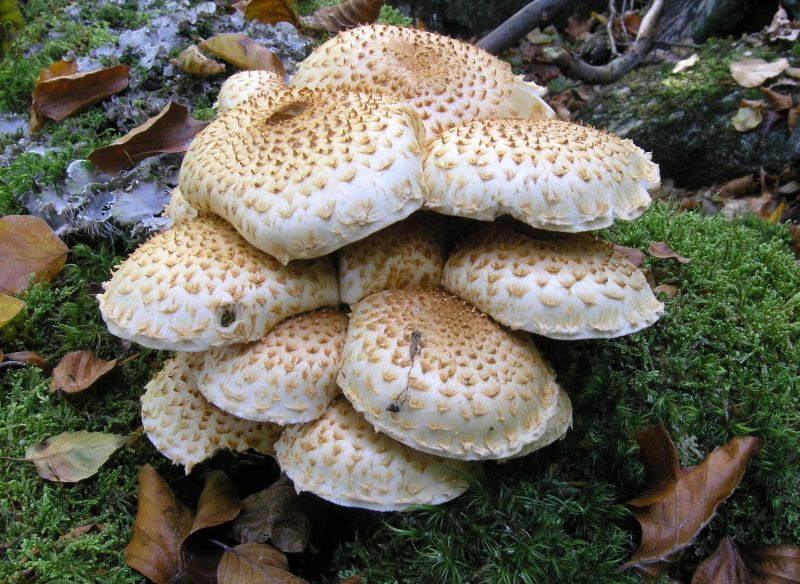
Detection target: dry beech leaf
<box><xmin>730</xmin><ymin>58</ymin><xmax>789</xmax><ymax>88</ymax></box>
<box><xmin>199</xmin><ymin>34</ymin><xmax>285</xmax><ymax>76</ymax></box>
<box><xmin>718</xmin><ymin>174</ymin><xmax>756</xmax><ymax>198</ymax></box>
<box><xmin>692</xmin><ymin>536</ymin><xmax>800</xmax><ymax>583</ymax></box>
<box><xmin>171</xmin><ymin>44</ymin><xmax>226</xmax><ymax>77</ymax></box>
<box><xmin>242</xmin><ymin>0</ymin><xmax>301</xmax><ymax>28</ymax></box>
<box><xmin>49</xmin><ymin>350</ymin><xmax>118</xmax><ymax>394</ymax></box>
<box><xmin>672</xmin><ymin>53</ymin><xmax>699</xmax><ymax>75</ymax></box>
<box><xmin>0</xmin><ymin>215</ymin><xmax>69</xmax><ymax>293</ymax></box>
<box><xmin>301</xmin><ymin>0</ymin><xmax>383</xmax><ymax>32</ymax></box>
<box><xmin>36</xmin><ymin>58</ymin><xmax>78</xmax><ymax>84</ymax></box>
<box><xmin>653</xmin><ymin>284</ymin><xmax>678</xmax><ymax>299</ymax></box>
<box><xmin>88</xmin><ymin>102</ymin><xmax>208</xmax><ymax>176</ymax></box>
<box><xmin>759</xmin><ymin>87</ymin><xmax>793</xmax><ymax>112</ymax></box>
<box><xmin>31</xmin><ymin>64</ymin><xmax>130</xmax><ymax>131</ymax></box>
<box><xmin>627</xmin><ymin>423</ymin><xmax>680</xmax><ymax>508</ymax></box>
<box><xmin>621</xmin><ymin>434</ymin><xmax>763</xmax><ymax>580</ymax></box>
<box><xmin>340</xmin><ymin>577</ymin><xmax>363</xmax><ymax>584</ymax></box>
<box><xmin>648</xmin><ymin>242</ymin><xmax>691</xmax><ymax>264</ymax></box>
<box><xmin>692</xmin><ymin>536</ymin><xmax>749</xmax><ymax>583</ymax></box>
<box><xmin>125</xmin><ymin>464</ymin><xmax>194</xmax><ymax>584</ymax></box>
<box><xmin>24</xmin><ymin>431</ymin><xmax>127</xmax><ymax>483</ymax></box>
<box><xmin>217</xmin><ymin>543</ymin><xmax>308</xmax><ymax>584</ymax></box>
<box><xmin>0</xmin><ymin>293</ymin><xmax>24</xmax><ymax>329</ymax></box>
<box><xmin>732</xmin><ymin>106</ymin><xmax>763</xmax><ymax>132</ymax></box>
<box><xmin>4</xmin><ymin>351</ymin><xmax>47</xmax><ymax>369</ymax></box>
<box><xmin>188</xmin><ymin>470</ymin><xmax>242</xmax><ymax>538</ymax></box>
<box><xmin>613</xmin><ymin>244</ymin><xmax>646</xmax><ymax>268</ymax></box>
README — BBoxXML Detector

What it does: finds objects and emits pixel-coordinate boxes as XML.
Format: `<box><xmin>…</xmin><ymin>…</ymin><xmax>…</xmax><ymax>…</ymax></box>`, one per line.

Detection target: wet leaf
<box><xmin>242</xmin><ymin>0</ymin><xmax>300</xmax><ymax>28</ymax></box>
<box><xmin>732</xmin><ymin>106</ymin><xmax>763</xmax><ymax>132</ymax></box>
<box><xmin>627</xmin><ymin>423</ymin><xmax>680</xmax><ymax>508</ymax></box>
<box><xmin>171</xmin><ymin>44</ymin><xmax>226</xmax><ymax>76</ymax></box>
<box><xmin>0</xmin><ymin>293</ymin><xmax>24</xmax><ymax>329</ymax></box>
<box><xmin>301</xmin><ymin>0</ymin><xmax>383</xmax><ymax>32</ymax></box>
<box><xmin>125</xmin><ymin>464</ymin><xmax>194</xmax><ymax>584</ymax></box>
<box><xmin>0</xmin><ymin>215</ymin><xmax>68</xmax><ymax>293</ymax></box>
<box><xmin>759</xmin><ymin>87</ymin><xmax>792</xmax><ymax>112</ymax></box>
<box><xmin>653</xmin><ymin>284</ymin><xmax>678</xmax><ymax>299</ymax></box>
<box><xmin>692</xmin><ymin>536</ymin><xmax>800</xmax><ymax>583</ymax></box>
<box><xmin>24</xmin><ymin>431</ymin><xmax>127</xmax><ymax>483</ymax></box>
<box><xmin>217</xmin><ymin>543</ymin><xmax>307</xmax><ymax>584</ymax></box>
<box><xmin>648</xmin><ymin>242</ymin><xmax>691</xmax><ymax>264</ymax></box>
<box><xmin>621</xmin><ymin>434</ymin><xmax>762</xmax><ymax>579</ymax></box>
<box><xmin>88</xmin><ymin>102</ymin><xmax>208</xmax><ymax>176</ymax></box>
<box><xmin>189</xmin><ymin>470</ymin><xmax>242</xmax><ymax>537</ymax></box>
<box><xmin>31</xmin><ymin>64</ymin><xmax>129</xmax><ymax>131</ymax></box>
<box><xmin>199</xmin><ymin>34</ymin><xmax>285</xmax><ymax>76</ymax></box>
<box><xmin>4</xmin><ymin>351</ymin><xmax>47</xmax><ymax>369</ymax></box>
<box><xmin>730</xmin><ymin>58</ymin><xmax>789</xmax><ymax>88</ymax></box>
<box><xmin>233</xmin><ymin>475</ymin><xmax>313</xmax><ymax>553</ymax></box>
<box><xmin>49</xmin><ymin>351</ymin><xmax>118</xmax><ymax>394</ymax></box>
<box><xmin>672</xmin><ymin>53</ymin><xmax>699</xmax><ymax>74</ymax></box>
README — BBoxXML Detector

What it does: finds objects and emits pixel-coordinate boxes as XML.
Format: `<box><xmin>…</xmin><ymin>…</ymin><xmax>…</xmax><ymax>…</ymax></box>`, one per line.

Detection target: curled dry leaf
<box><xmin>217</xmin><ymin>543</ymin><xmax>308</xmax><ymax>584</ymax></box>
<box><xmin>199</xmin><ymin>34</ymin><xmax>285</xmax><ymax>77</ymax></box>
<box><xmin>730</xmin><ymin>58</ymin><xmax>789</xmax><ymax>88</ymax></box>
<box><xmin>188</xmin><ymin>470</ymin><xmax>242</xmax><ymax>538</ymax></box>
<box><xmin>301</xmin><ymin>0</ymin><xmax>382</xmax><ymax>32</ymax></box>
<box><xmin>0</xmin><ymin>215</ymin><xmax>68</xmax><ymax>293</ymax></box>
<box><xmin>732</xmin><ymin>106</ymin><xmax>763</xmax><ymax>132</ymax></box>
<box><xmin>242</xmin><ymin>0</ymin><xmax>301</xmax><ymax>28</ymax></box>
<box><xmin>126</xmin><ymin>464</ymin><xmax>194</xmax><ymax>584</ymax></box>
<box><xmin>718</xmin><ymin>174</ymin><xmax>755</xmax><ymax>198</ymax></box>
<box><xmin>31</xmin><ymin>64</ymin><xmax>129</xmax><ymax>132</ymax></box>
<box><xmin>171</xmin><ymin>44</ymin><xmax>226</xmax><ymax>76</ymax></box>
<box><xmin>648</xmin><ymin>242</ymin><xmax>691</xmax><ymax>264</ymax></box>
<box><xmin>691</xmin><ymin>536</ymin><xmax>800</xmax><ymax>584</ymax></box>
<box><xmin>613</xmin><ymin>244</ymin><xmax>646</xmax><ymax>268</ymax></box>
<box><xmin>0</xmin><ymin>293</ymin><xmax>24</xmax><ymax>329</ymax></box>
<box><xmin>88</xmin><ymin>102</ymin><xmax>208</xmax><ymax>176</ymax></box>
<box><xmin>672</xmin><ymin>53</ymin><xmax>699</xmax><ymax>75</ymax></box>
<box><xmin>653</xmin><ymin>284</ymin><xmax>678</xmax><ymax>299</ymax></box>
<box><xmin>49</xmin><ymin>350</ymin><xmax>118</xmax><ymax>394</ymax></box>
<box><xmin>759</xmin><ymin>87</ymin><xmax>793</xmax><ymax>112</ymax></box>
<box><xmin>4</xmin><ymin>351</ymin><xmax>47</xmax><ymax>369</ymax></box>
<box><xmin>24</xmin><ymin>431</ymin><xmax>127</xmax><ymax>483</ymax></box>
<box><xmin>621</xmin><ymin>432</ymin><xmax>762</xmax><ymax>580</ymax></box>
<box><xmin>36</xmin><ymin>58</ymin><xmax>78</xmax><ymax>83</ymax></box>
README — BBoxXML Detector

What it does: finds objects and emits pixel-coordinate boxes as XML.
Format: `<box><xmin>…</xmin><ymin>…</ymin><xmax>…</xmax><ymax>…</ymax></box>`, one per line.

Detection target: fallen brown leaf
<box><xmin>49</xmin><ymin>350</ymin><xmax>118</xmax><ymax>394</ymax></box>
<box><xmin>188</xmin><ymin>470</ymin><xmax>242</xmax><ymax>538</ymax></box>
<box><xmin>217</xmin><ymin>543</ymin><xmax>307</xmax><ymax>584</ymax></box>
<box><xmin>730</xmin><ymin>58</ymin><xmax>789</xmax><ymax>88</ymax></box>
<box><xmin>58</xmin><ymin>524</ymin><xmax>105</xmax><ymax>543</ymax></box>
<box><xmin>565</xmin><ymin>16</ymin><xmax>592</xmax><ymax>40</ymax></box>
<box><xmin>613</xmin><ymin>244</ymin><xmax>646</xmax><ymax>268</ymax></box>
<box><xmin>621</xmin><ymin>11</ymin><xmax>641</xmax><ymax>36</ymax></box>
<box><xmin>4</xmin><ymin>351</ymin><xmax>47</xmax><ymax>369</ymax></box>
<box><xmin>759</xmin><ymin>87</ymin><xmax>793</xmax><ymax>112</ymax></box>
<box><xmin>31</xmin><ymin>64</ymin><xmax>129</xmax><ymax>132</ymax></box>
<box><xmin>621</xmin><ymin>433</ymin><xmax>762</xmax><ymax>579</ymax></box>
<box><xmin>199</xmin><ymin>34</ymin><xmax>285</xmax><ymax>76</ymax></box>
<box><xmin>0</xmin><ymin>215</ymin><xmax>68</xmax><ymax>293</ymax></box>
<box><xmin>648</xmin><ymin>242</ymin><xmax>691</xmax><ymax>264</ymax></box>
<box><xmin>340</xmin><ymin>577</ymin><xmax>363</xmax><ymax>584</ymax></box>
<box><xmin>88</xmin><ymin>102</ymin><xmax>208</xmax><ymax>176</ymax></box>
<box><xmin>718</xmin><ymin>174</ymin><xmax>756</xmax><ymax>198</ymax></box>
<box><xmin>36</xmin><ymin>58</ymin><xmax>78</xmax><ymax>84</ymax></box>
<box><xmin>24</xmin><ymin>431</ymin><xmax>127</xmax><ymax>483</ymax></box>
<box><xmin>627</xmin><ymin>423</ymin><xmax>680</xmax><ymax>508</ymax></box>
<box><xmin>171</xmin><ymin>44</ymin><xmax>226</xmax><ymax>77</ymax></box>
<box><xmin>0</xmin><ymin>293</ymin><xmax>24</xmax><ymax>329</ymax></box>
<box><xmin>301</xmin><ymin>0</ymin><xmax>382</xmax><ymax>32</ymax></box>
<box><xmin>653</xmin><ymin>284</ymin><xmax>679</xmax><ymax>299</ymax></box>
<box><xmin>242</xmin><ymin>0</ymin><xmax>301</xmax><ymax>28</ymax></box>
<box><xmin>692</xmin><ymin>536</ymin><xmax>800</xmax><ymax>583</ymax></box>
<box><xmin>125</xmin><ymin>464</ymin><xmax>194</xmax><ymax>584</ymax></box>
<box><xmin>691</xmin><ymin>536</ymin><xmax>748</xmax><ymax>583</ymax></box>
<box><xmin>788</xmin><ymin>104</ymin><xmax>800</xmax><ymax>134</ymax></box>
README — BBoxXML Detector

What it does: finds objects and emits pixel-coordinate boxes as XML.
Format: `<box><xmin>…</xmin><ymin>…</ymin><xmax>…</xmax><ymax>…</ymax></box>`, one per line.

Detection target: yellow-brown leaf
<box><xmin>24</xmin><ymin>431</ymin><xmax>127</xmax><ymax>483</ymax></box>
<box><xmin>301</xmin><ymin>0</ymin><xmax>383</xmax><ymax>32</ymax></box>
<box><xmin>0</xmin><ymin>215</ymin><xmax>68</xmax><ymax>293</ymax></box>
<box><xmin>217</xmin><ymin>543</ymin><xmax>307</xmax><ymax>584</ymax></box>
<box><xmin>49</xmin><ymin>350</ymin><xmax>118</xmax><ymax>394</ymax></box>
<box><xmin>0</xmin><ymin>293</ymin><xmax>24</xmax><ymax>328</ymax></box>
<box><xmin>242</xmin><ymin>0</ymin><xmax>300</xmax><ymax>28</ymax></box>
<box><xmin>199</xmin><ymin>34</ymin><xmax>285</xmax><ymax>76</ymax></box>
<box><xmin>171</xmin><ymin>44</ymin><xmax>226</xmax><ymax>76</ymax></box>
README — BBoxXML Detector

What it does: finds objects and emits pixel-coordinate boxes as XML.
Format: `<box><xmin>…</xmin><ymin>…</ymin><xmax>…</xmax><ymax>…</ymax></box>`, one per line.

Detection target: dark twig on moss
<box><xmin>477</xmin><ymin>0</ymin><xmax>578</xmax><ymax>55</ymax></box>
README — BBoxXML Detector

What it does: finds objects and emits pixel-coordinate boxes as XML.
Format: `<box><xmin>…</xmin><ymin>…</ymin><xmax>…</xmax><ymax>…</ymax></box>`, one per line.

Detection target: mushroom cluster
<box><xmin>99</xmin><ymin>24</ymin><xmax>662</xmax><ymax>511</ymax></box>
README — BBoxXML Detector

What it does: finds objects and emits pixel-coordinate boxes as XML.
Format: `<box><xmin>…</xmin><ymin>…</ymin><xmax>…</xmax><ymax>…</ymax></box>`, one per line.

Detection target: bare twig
<box><xmin>477</xmin><ymin>0</ymin><xmax>578</xmax><ymax>55</ymax></box>
<box><xmin>607</xmin><ymin>0</ymin><xmax>619</xmax><ymax>57</ymax></box>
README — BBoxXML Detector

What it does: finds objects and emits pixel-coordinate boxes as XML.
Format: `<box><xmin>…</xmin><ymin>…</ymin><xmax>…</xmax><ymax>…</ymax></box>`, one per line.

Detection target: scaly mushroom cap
<box><xmin>180</xmin><ymin>87</ymin><xmax>427</xmax><ymax>264</ymax></box>
<box><xmin>98</xmin><ymin>216</ymin><xmax>339</xmax><ymax>351</ymax></box>
<box><xmin>141</xmin><ymin>353</ymin><xmax>282</xmax><ymax>474</ymax></box>
<box><xmin>291</xmin><ymin>23</ymin><xmax>554</xmax><ymax>134</ymax></box>
<box><xmin>214</xmin><ymin>70</ymin><xmax>288</xmax><ymax>114</ymax></box>
<box><xmin>338</xmin><ymin>288</ymin><xmax>561</xmax><ymax>460</ymax></box>
<box><xmin>443</xmin><ymin>225</ymin><xmax>664</xmax><ymax>339</ymax></box>
<box><xmin>194</xmin><ymin>309</ymin><xmax>349</xmax><ymax>424</ymax></box>
<box><xmin>424</xmin><ymin>118</ymin><xmax>660</xmax><ymax>231</ymax></box>
<box><xmin>163</xmin><ymin>187</ymin><xmax>199</xmax><ymax>224</ymax></box>
<box><xmin>502</xmin><ymin>389</ymin><xmax>572</xmax><ymax>460</ymax></box>
<box><xmin>337</xmin><ymin>212</ymin><xmax>449</xmax><ymax>305</ymax></box>
<box><xmin>275</xmin><ymin>396</ymin><xmax>469</xmax><ymax>511</ymax></box>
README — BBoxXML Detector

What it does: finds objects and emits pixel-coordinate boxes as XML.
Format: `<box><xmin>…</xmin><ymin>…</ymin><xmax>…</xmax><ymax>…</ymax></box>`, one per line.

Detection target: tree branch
<box><xmin>477</xmin><ymin>0</ymin><xmax>578</xmax><ymax>55</ymax></box>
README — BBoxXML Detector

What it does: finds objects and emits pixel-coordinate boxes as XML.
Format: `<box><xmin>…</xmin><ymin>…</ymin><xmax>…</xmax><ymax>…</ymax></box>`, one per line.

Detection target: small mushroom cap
<box><xmin>98</xmin><ymin>216</ymin><xmax>339</xmax><ymax>351</ymax></box>
<box><xmin>501</xmin><ymin>389</ymin><xmax>572</xmax><ymax>460</ymax></box>
<box><xmin>180</xmin><ymin>87</ymin><xmax>427</xmax><ymax>264</ymax></box>
<box><xmin>275</xmin><ymin>396</ymin><xmax>469</xmax><ymax>511</ymax></box>
<box><xmin>337</xmin><ymin>212</ymin><xmax>449</xmax><ymax>305</ymax></box>
<box><xmin>141</xmin><ymin>353</ymin><xmax>282</xmax><ymax>474</ymax></box>
<box><xmin>443</xmin><ymin>225</ymin><xmax>664</xmax><ymax>339</ymax></box>
<box><xmin>291</xmin><ymin>24</ymin><xmax>553</xmax><ymax>134</ymax></box>
<box><xmin>163</xmin><ymin>187</ymin><xmax>199</xmax><ymax>224</ymax></box>
<box><xmin>338</xmin><ymin>288</ymin><xmax>561</xmax><ymax>460</ymax></box>
<box><xmin>424</xmin><ymin>118</ymin><xmax>660</xmax><ymax>231</ymax></box>
<box><xmin>194</xmin><ymin>309</ymin><xmax>349</xmax><ymax>424</ymax></box>
<box><xmin>214</xmin><ymin>70</ymin><xmax>288</xmax><ymax>114</ymax></box>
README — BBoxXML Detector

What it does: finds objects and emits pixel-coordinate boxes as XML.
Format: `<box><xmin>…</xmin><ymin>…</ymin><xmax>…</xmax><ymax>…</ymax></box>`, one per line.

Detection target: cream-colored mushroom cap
<box><xmin>194</xmin><ymin>309</ymin><xmax>349</xmax><ymax>424</ymax></box>
<box><xmin>141</xmin><ymin>353</ymin><xmax>282</xmax><ymax>474</ymax></box>
<box><xmin>502</xmin><ymin>389</ymin><xmax>572</xmax><ymax>460</ymax></box>
<box><xmin>180</xmin><ymin>87</ymin><xmax>426</xmax><ymax>264</ymax></box>
<box><xmin>163</xmin><ymin>187</ymin><xmax>199</xmax><ymax>224</ymax></box>
<box><xmin>275</xmin><ymin>397</ymin><xmax>469</xmax><ymax>511</ymax></box>
<box><xmin>338</xmin><ymin>288</ymin><xmax>561</xmax><ymax>460</ymax></box>
<box><xmin>214</xmin><ymin>70</ymin><xmax>288</xmax><ymax>114</ymax></box>
<box><xmin>291</xmin><ymin>24</ymin><xmax>553</xmax><ymax>135</ymax></box>
<box><xmin>443</xmin><ymin>226</ymin><xmax>664</xmax><ymax>339</ymax></box>
<box><xmin>337</xmin><ymin>212</ymin><xmax>448</xmax><ymax>305</ymax></box>
<box><xmin>98</xmin><ymin>216</ymin><xmax>339</xmax><ymax>351</ymax></box>
<box><xmin>424</xmin><ymin>118</ymin><xmax>660</xmax><ymax>231</ymax></box>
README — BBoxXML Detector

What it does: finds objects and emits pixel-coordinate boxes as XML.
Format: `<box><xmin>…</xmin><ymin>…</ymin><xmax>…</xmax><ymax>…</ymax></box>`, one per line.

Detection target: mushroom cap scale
<box><xmin>338</xmin><ymin>288</ymin><xmax>561</xmax><ymax>461</ymax></box>
<box><xmin>194</xmin><ymin>309</ymin><xmax>349</xmax><ymax>424</ymax></box>
<box><xmin>275</xmin><ymin>397</ymin><xmax>469</xmax><ymax>511</ymax></box>
<box><xmin>180</xmin><ymin>88</ymin><xmax>427</xmax><ymax>264</ymax></box>
<box><xmin>502</xmin><ymin>389</ymin><xmax>572</xmax><ymax>460</ymax></box>
<box><xmin>141</xmin><ymin>353</ymin><xmax>282</xmax><ymax>474</ymax></box>
<box><xmin>163</xmin><ymin>186</ymin><xmax>199</xmax><ymax>224</ymax></box>
<box><xmin>291</xmin><ymin>23</ymin><xmax>554</xmax><ymax>134</ymax></box>
<box><xmin>443</xmin><ymin>226</ymin><xmax>664</xmax><ymax>339</ymax></box>
<box><xmin>423</xmin><ymin>118</ymin><xmax>660</xmax><ymax>232</ymax></box>
<box><xmin>214</xmin><ymin>70</ymin><xmax>288</xmax><ymax>114</ymax></box>
<box><xmin>98</xmin><ymin>216</ymin><xmax>339</xmax><ymax>351</ymax></box>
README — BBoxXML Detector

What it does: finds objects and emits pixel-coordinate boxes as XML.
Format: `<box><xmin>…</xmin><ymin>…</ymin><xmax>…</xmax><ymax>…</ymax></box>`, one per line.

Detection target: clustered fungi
<box><xmin>98</xmin><ymin>24</ymin><xmax>662</xmax><ymax>511</ymax></box>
